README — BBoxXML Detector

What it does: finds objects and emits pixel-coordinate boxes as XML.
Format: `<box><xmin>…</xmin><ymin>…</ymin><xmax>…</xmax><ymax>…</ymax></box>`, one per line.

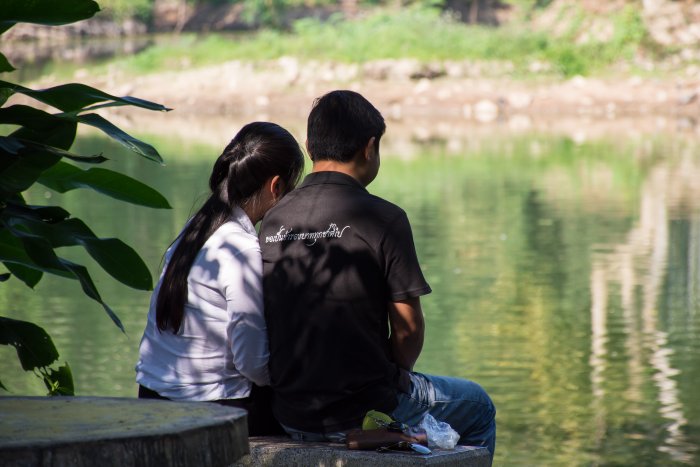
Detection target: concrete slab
<box><xmin>0</xmin><ymin>396</ymin><xmax>248</xmax><ymax>467</ymax></box>
<box><xmin>238</xmin><ymin>436</ymin><xmax>491</xmax><ymax>467</ymax></box>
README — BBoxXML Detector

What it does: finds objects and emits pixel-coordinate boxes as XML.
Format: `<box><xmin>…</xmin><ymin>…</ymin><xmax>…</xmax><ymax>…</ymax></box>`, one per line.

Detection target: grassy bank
<box><xmin>90</xmin><ymin>5</ymin><xmax>649</xmax><ymax>79</ymax></box>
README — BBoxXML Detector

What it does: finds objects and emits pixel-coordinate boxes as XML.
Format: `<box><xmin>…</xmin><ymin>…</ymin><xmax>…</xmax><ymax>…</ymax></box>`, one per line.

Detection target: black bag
<box><xmin>345</xmin><ymin>427</ymin><xmax>428</xmax><ymax>451</ymax></box>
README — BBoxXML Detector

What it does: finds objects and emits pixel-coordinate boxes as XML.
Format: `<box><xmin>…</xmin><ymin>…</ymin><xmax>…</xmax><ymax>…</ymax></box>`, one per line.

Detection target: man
<box><xmin>260</xmin><ymin>90</ymin><xmax>496</xmax><ymax>457</ymax></box>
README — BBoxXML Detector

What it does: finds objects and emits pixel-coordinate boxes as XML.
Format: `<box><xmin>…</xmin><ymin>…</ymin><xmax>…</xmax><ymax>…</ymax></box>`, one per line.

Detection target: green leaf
<box><xmin>0</xmin><ymin>217</ymin><xmax>48</xmax><ymax>288</ymax></box>
<box><xmin>0</xmin><ymin>0</ymin><xmax>100</xmax><ymax>34</ymax></box>
<box><xmin>0</xmin><ymin>229</ymin><xmax>71</xmax><ymax>280</ymax></box>
<box><xmin>1</xmin><ymin>215</ymin><xmax>47</xmax><ymax>291</ymax></box>
<box><xmin>2</xmin><ymin>231</ymin><xmax>71</xmax><ymax>277</ymax></box>
<box><xmin>0</xmin><ymin>136</ymin><xmax>26</xmax><ymax>156</ymax></box>
<box><xmin>76</xmin><ymin>113</ymin><xmax>164</xmax><ymax>163</ymax></box>
<box><xmin>0</xmin><ymin>231</ymin><xmax>124</xmax><ymax>331</ymax></box>
<box><xmin>3</xmin><ymin>203</ymin><xmax>71</xmax><ymax>224</ymax></box>
<box><xmin>0</xmin><ymin>137</ymin><xmax>62</xmax><ymax>194</ymax></box>
<box><xmin>0</xmin><ymin>316</ymin><xmax>74</xmax><ymax>396</ymax></box>
<box><xmin>60</xmin><ymin>259</ymin><xmax>124</xmax><ymax>332</ymax></box>
<box><xmin>0</xmin><ymin>88</ymin><xmax>12</xmax><ymax>106</ymax></box>
<box><xmin>0</xmin><ymin>105</ymin><xmax>163</xmax><ymax>161</ymax></box>
<box><xmin>82</xmin><ymin>237</ymin><xmax>152</xmax><ymax>290</ymax></box>
<box><xmin>0</xmin><ymin>378</ymin><xmax>7</xmax><ymax>391</ymax></box>
<box><xmin>44</xmin><ymin>363</ymin><xmax>74</xmax><ymax>396</ymax></box>
<box><xmin>4</xmin><ymin>215</ymin><xmax>153</xmax><ymax>290</ymax></box>
<box><xmin>0</xmin><ymin>136</ymin><xmax>99</xmax><ymax>160</ymax></box>
<box><xmin>0</xmin><ymin>80</ymin><xmax>170</xmax><ymax>113</ymax></box>
<box><xmin>38</xmin><ymin>161</ymin><xmax>171</xmax><ymax>209</ymax></box>
<box><xmin>3</xmin><ymin>262</ymin><xmax>43</xmax><ymax>287</ymax></box>
<box><xmin>0</xmin><ymin>272</ymin><xmax>10</xmax><ymax>281</ymax></box>
<box><xmin>0</xmin><ymin>105</ymin><xmax>77</xmax><ymax>150</ymax></box>
<box><xmin>0</xmin><ymin>53</ymin><xmax>15</xmax><ymax>73</ymax></box>
<box><xmin>0</xmin><ymin>136</ymin><xmax>106</xmax><ymax>195</ymax></box>
<box><xmin>0</xmin><ymin>316</ymin><xmax>59</xmax><ymax>371</ymax></box>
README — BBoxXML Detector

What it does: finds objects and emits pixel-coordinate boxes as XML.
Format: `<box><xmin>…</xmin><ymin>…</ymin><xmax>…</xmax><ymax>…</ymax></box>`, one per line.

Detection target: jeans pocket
<box><xmin>409</xmin><ymin>372</ymin><xmax>436</xmax><ymax>405</ymax></box>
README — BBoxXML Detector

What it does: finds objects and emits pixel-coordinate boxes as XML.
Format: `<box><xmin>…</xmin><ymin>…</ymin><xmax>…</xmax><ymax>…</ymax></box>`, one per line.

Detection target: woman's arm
<box><xmin>224</xmin><ymin>246</ymin><xmax>271</xmax><ymax>387</ymax></box>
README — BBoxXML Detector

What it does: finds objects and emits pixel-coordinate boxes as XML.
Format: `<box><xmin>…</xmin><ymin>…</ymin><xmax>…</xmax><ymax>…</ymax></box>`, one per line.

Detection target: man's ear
<box><xmin>363</xmin><ymin>137</ymin><xmax>377</xmax><ymax>161</ymax></box>
<box><xmin>270</xmin><ymin>175</ymin><xmax>283</xmax><ymax>201</ymax></box>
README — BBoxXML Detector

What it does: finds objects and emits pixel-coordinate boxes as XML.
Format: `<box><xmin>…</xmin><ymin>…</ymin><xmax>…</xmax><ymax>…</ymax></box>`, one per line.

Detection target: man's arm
<box><xmin>388</xmin><ymin>297</ymin><xmax>425</xmax><ymax>371</ymax></box>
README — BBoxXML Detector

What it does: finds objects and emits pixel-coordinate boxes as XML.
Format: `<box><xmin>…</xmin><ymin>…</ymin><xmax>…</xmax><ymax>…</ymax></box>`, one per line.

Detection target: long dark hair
<box><xmin>156</xmin><ymin>122</ymin><xmax>304</xmax><ymax>333</ymax></box>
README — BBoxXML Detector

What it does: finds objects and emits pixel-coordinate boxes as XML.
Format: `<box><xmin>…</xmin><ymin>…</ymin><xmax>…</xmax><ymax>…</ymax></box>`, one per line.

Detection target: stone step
<box><xmin>238</xmin><ymin>436</ymin><xmax>491</xmax><ymax>467</ymax></box>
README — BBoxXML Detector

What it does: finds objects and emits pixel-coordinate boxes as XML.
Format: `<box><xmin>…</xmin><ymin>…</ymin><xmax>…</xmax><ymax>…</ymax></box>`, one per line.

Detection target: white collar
<box><xmin>232</xmin><ymin>205</ymin><xmax>256</xmax><ymax>235</ymax></box>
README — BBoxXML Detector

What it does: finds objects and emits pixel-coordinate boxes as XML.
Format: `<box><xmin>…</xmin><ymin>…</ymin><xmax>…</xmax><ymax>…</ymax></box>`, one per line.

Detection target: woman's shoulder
<box><xmin>207</xmin><ymin>219</ymin><xmax>260</xmax><ymax>256</ymax></box>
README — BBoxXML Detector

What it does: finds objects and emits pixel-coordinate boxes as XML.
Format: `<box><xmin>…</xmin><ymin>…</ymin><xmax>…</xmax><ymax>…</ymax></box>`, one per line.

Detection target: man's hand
<box><xmin>388</xmin><ymin>297</ymin><xmax>425</xmax><ymax>371</ymax></box>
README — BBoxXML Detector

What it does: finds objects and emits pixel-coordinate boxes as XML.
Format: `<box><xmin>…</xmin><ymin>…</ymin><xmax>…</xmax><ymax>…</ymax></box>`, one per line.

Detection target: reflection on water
<box><xmin>1</xmin><ymin>129</ymin><xmax>699</xmax><ymax>465</ymax></box>
<box><xmin>590</xmin><ymin>162</ymin><xmax>700</xmax><ymax>463</ymax></box>
<box><xmin>5</xmin><ymin>36</ymin><xmax>153</xmax><ymax>83</ymax></box>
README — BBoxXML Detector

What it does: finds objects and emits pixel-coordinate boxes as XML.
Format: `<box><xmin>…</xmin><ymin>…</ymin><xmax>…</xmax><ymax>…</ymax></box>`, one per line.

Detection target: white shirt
<box><xmin>135</xmin><ymin>206</ymin><xmax>270</xmax><ymax>401</ymax></box>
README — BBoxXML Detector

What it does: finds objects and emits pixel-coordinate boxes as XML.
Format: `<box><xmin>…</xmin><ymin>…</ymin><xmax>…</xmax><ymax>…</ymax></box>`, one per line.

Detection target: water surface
<box><xmin>1</xmin><ymin>128</ymin><xmax>698</xmax><ymax>466</ymax></box>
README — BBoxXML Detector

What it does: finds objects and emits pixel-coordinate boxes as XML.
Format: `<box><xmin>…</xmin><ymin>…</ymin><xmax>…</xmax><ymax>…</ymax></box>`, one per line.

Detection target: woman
<box><xmin>135</xmin><ymin>122</ymin><xmax>304</xmax><ymax>435</ymax></box>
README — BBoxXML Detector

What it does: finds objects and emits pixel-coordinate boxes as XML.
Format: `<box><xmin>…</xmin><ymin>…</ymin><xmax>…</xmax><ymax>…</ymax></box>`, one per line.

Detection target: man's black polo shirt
<box><xmin>259</xmin><ymin>171</ymin><xmax>431</xmax><ymax>432</ymax></box>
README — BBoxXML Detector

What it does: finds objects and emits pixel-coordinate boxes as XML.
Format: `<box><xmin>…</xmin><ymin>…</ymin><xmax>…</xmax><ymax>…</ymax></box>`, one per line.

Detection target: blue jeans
<box><xmin>283</xmin><ymin>372</ymin><xmax>496</xmax><ymax>459</ymax></box>
<box><xmin>391</xmin><ymin>372</ymin><xmax>496</xmax><ymax>458</ymax></box>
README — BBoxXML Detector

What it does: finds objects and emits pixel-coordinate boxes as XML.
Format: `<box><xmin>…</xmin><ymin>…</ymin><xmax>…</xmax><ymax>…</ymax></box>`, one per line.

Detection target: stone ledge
<box><xmin>0</xmin><ymin>396</ymin><xmax>248</xmax><ymax>467</ymax></box>
<box><xmin>237</xmin><ymin>436</ymin><xmax>491</xmax><ymax>467</ymax></box>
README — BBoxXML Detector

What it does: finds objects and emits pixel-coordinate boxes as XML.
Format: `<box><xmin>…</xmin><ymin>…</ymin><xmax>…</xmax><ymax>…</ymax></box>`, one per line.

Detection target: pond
<box><xmin>1</xmin><ymin>124</ymin><xmax>699</xmax><ymax>466</ymax></box>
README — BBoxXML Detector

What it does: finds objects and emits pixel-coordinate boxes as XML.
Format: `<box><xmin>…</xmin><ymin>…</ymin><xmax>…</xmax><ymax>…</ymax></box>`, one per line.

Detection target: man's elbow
<box><xmin>403</xmin><ymin>314</ymin><xmax>425</xmax><ymax>341</ymax></box>
<box><xmin>396</xmin><ymin>326</ymin><xmax>424</xmax><ymax>344</ymax></box>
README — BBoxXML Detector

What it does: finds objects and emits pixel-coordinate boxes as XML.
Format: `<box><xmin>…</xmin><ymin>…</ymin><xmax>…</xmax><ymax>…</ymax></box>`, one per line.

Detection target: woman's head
<box><xmin>156</xmin><ymin>122</ymin><xmax>303</xmax><ymax>333</ymax></box>
<box><xmin>209</xmin><ymin>121</ymin><xmax>304</xmax><ymax>218</ymax></box>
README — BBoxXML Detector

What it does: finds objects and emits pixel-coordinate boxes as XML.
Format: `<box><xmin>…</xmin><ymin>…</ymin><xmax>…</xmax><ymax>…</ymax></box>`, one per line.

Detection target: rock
<box><xmin>362</xmin><ymin>59</ymin><xmax>423</xmax><ymax>81</ymax></box>
<box><xmin>413</xmin><ymin>79</ymin><xmax>432</xmax><ymax>95</ymax></box>
<box><xmin>361</xmin><ymin>59</ymin><xmax>446</xmax><ymax>82</ymax></box>
<box><xmin>462</xmin><ymin>104</ymin><xmax>473</xmax><ymax>119</ymax></box>
<box><xmin>474</xmin><ymin>100</ymin><xmax>499</xmax><ymax>123</ymax></box>
<box><xmin>508</xmin><ymin>114</ymin><xmax>532</xmax><ymax>131</ymax></box>
<box><xmin>388</xmin><ymin>103</ymin><xmax>403</xmax><ymax>120</ymax></box>
<box><xmin>569</xmin><ymin>75</ymin><xmax>588</xmax><ymax>88</ymax></box>
<box><xmin>643</xmin><ymin>0</ymin><xmax>666</xmax><ymax>14</ymax></box>
<box><xmin>255</xmin><ymin>95</ymin><xmax>270</xmax><ymax>107</ymax></box>
<box><xmin>444</xmin><ymin>61</ymin><xmax>466</xmax><ymax>78</ymax></box>
<box><xmin>628</xmin><ymin>76</ymin><xmax>644</xmax><ymax>87</ymax></box>
<box><xmin>507</xmin><ymin>92</ymin><xmax>532</xmax><ymax>110</ymax></box>
<box><xmin>677</xmin><ymin>92</ymin><xmax>697</xmax><ymax>106</ymax></box>
<box><xmin>409</xmin><ymin>63</ymin><xmax>446</xmax><ymax>80</ymax></box>
<box><xmin>277</xmin><ymin>56</ymin><xmax>300</xmax><ymax>85</ymax></box>
<box><xmin>528</xmin><ymin>60</ymin><xmax>550</xmax><ymax>73</ymax></box>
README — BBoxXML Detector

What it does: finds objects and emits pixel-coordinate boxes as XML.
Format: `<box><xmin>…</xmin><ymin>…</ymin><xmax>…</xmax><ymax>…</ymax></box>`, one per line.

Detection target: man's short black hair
<box><xmin>307</xmin><ymin>90</ymin><xmax>386</xmax><ymax>163</ymax></box>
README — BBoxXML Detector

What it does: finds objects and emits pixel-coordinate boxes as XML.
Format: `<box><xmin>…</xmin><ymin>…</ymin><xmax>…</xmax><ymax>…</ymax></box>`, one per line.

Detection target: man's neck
<box><xmin>312</xmin><ymin>160</ymin><xmax>365</xmax><ymax>185</ymax></box>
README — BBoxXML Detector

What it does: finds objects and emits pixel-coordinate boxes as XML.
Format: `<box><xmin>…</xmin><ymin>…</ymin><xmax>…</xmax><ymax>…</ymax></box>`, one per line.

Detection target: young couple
<box><xmin>135</xmin><ymin>90</ymin><xmax>496</xmax><ymax>459</ymax></box>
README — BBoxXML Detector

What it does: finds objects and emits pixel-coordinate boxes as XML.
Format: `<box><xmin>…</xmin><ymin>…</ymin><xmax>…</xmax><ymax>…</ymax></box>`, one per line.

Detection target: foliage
<box><xmin>242</xmin><ymin>0</ymin><xmax>289</xmax><ymax>29</ymax></box>
<box><xmin>96</xmin><ymin>4</ymin><xmax>648</xmax><ymax>78</ymax></box>
<box><xmin>0</xmin><ymin>0</ymin><xmax>170</xmax><ymax>395</ymax></box>
<box><xmin>97</xmin><ymin>0</ymin><xmax>153</xmax><ymax>20</ymax></box>
<box><xmin>538</xmin><ymin>4</ymin><xmax>647</xmax><ymax>76</ymax></box>
<box><xmin>13</xmin><ymin>1</ymin><xmax>653</xmax><ymax>80</ymax></box>
<box><xmin>74</xmin><ymin>0</ymin><xmax>559</xmax><ymax>20</ymax></box>
<box><xmin>98</xmin><ymin>7</ymin><xmax>546</xmax><ymax>71</ymax></box>
<box><xmin>0</xmin><ymin>316</ymin><xmax>74</xmax><ymax>395</ymax></box>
